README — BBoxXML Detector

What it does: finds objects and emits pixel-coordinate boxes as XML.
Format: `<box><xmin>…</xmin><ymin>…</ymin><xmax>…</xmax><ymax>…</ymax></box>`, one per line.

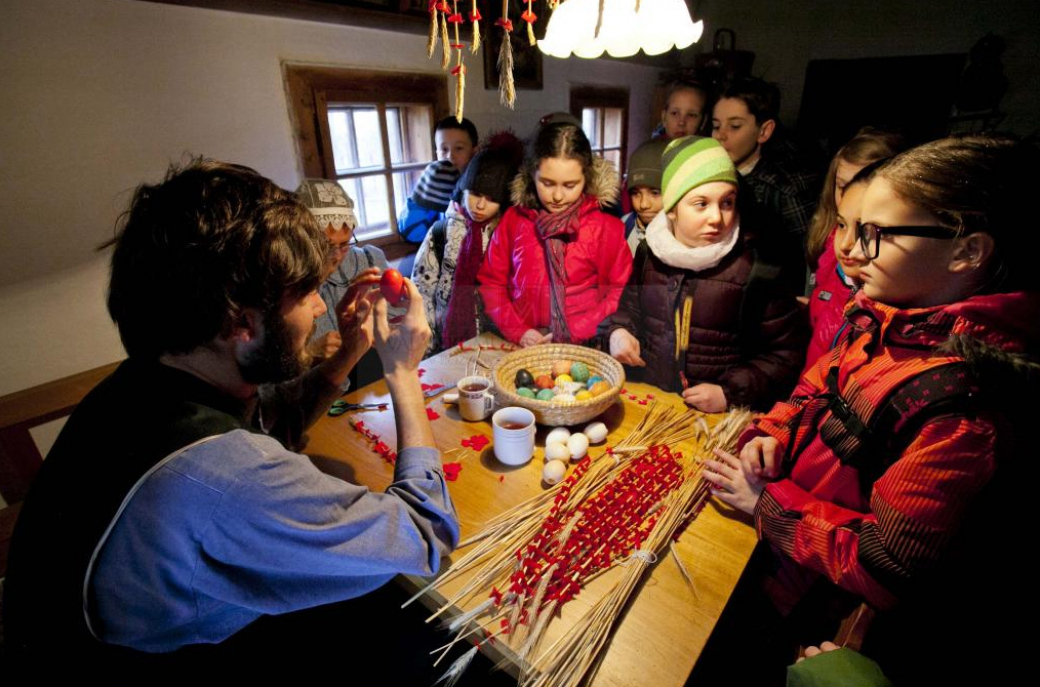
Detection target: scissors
<box><xmin>327</xmin><ymin>399</ymin><xmax>388</xmax><ymax>416</ymax></box>
<box><xmin>327</xmin><ymin>382</ymin><xmax>457</xmax><ymax>416</ymax></box>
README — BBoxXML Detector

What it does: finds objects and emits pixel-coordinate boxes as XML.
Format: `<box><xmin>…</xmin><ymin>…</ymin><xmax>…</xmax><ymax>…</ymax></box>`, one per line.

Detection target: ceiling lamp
<box><xmin>538</xmin><ymin>0</ymin><xmax>704</xmax><ymax>59</ymax></box>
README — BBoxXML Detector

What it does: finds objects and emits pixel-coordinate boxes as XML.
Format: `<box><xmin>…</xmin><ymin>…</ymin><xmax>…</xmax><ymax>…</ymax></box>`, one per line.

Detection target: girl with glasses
<box><xmin>700</xmin><ymin>135</ymin><xmax>1040</xmax><ymax>684</ymax></box>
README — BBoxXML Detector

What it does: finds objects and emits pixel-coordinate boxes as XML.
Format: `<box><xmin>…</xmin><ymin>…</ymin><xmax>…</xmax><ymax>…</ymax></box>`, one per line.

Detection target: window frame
<box><xmin>284</xmin><ymin>63</ymin><xmax>449</xmax><ymax>259</ymax></box>
<box><xmin>570</xmin><ymin>85</ymin><xmax>630</xmax><ymax>177</ymax></box>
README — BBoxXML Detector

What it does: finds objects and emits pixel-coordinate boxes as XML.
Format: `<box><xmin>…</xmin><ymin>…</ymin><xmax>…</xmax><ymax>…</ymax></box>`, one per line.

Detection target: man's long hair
<box><xmin>103</xmin><ymin>158</ymin><xmax>327</xmax><ymax>359</ymax></box>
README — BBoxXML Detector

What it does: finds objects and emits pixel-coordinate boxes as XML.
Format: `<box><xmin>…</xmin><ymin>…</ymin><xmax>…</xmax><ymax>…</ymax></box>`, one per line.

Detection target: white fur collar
<box><xmin>645</xmin><ymin>212</ymin><xmax>741</xmax><ymax>271</ymax></box>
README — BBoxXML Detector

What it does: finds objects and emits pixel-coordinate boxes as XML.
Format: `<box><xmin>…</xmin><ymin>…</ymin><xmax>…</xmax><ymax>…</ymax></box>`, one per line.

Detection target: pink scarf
<box><xmin>442</xmin><ymin>213</ymin><xmax>490</xmax><ymax>349</ymax></box>
<box><xmin>534</xmin><ymin>198</ymin><xmax>584</xmax><ymax>344</ymax></box>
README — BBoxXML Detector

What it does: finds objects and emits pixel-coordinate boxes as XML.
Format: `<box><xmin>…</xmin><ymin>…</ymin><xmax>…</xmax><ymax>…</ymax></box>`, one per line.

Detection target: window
<box><xmin>571</xmin><ymin>86</ymin><xmax>630</xmax><ymax>176</ymax></box>
<box><xmin>284</xmin><ymin>65</ymin><xmax>449</xmax><ymax>258</ymax></box>
<box><xmin>324</xmin><ymin>103</ymin><xmax>432</xmax><ymax>241</ymax></box>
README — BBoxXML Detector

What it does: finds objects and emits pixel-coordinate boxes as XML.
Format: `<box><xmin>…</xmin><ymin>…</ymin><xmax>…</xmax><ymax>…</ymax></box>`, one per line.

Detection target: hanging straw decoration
<box><xmin>495</xmin><ymin>0</ymin><xmax>516</xmax><ymax>109</ymax></box>
<box><xmin>427</xmin><ymin>1</ymin><xmax>439</xmax><ymax>57</ymax></box>
<box><xmin>547</xmin><ymin>0</ymin><xmax>560</xmax><ymax>9</ymax></box>
<box><xmin>448</xmin><ymin>1</ymin><xmax>466</xmax><ymax>122</ymax></box>
<box><xmin>439</xmin><ymin>1</ymin><xmax>451</xmax><ymax>69</ymax></box>
<box><xmin>469</xmin><ymin>0</ymin><xmax>482</xmax><ymax>54</ymax></box>
<box><xmin>521</xmin><ymin>0</ymin><xmax>538</xmax><ymax>47</ymax></box>
<box><xmin>410</xmin><ymin>404</ymin><xmax>755</xmax><ymax>687</ymax></box>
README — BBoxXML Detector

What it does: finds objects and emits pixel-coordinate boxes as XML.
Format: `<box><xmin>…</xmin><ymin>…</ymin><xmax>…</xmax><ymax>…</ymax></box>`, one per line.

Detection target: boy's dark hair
<box><xmin>103</xmin><ymin>158</ymin><xmax>326</xmax><ymax>359</ymax></box>
<box><xmin>435</xmin><ymin>116</ymin><xmax>478</xmax><ymax>147</ymax></box>
<box><xmin>719</xmin><ymin>76</ymin><xmax>781</xmax><ymax>125</ymax></box>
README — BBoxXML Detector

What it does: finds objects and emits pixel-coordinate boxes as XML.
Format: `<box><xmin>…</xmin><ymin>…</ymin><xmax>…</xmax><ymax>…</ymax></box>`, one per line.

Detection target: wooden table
<box><xmin>304</xmin><ymin>334</ymin><xmax>757</xmax><ymax>686</ymax></box>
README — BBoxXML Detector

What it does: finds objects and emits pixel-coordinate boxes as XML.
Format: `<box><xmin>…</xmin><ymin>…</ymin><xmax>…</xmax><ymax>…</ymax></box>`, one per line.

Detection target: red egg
<box><xmin>380</xmin><ymin>268</ymin><xmax>406</xmax><ymax>305</ymax></box>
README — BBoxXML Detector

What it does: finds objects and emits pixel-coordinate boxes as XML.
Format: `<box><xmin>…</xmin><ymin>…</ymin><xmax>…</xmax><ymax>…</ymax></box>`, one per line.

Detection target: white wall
<box><xmin>686</xmin><ymin>0</ymin><xmax>1040</xmax><ymax>134</ymax></box>
<box><xmin>0</xmin><ymin>0</ymin><xmax>663</xmax><ymax>396</ymax></box>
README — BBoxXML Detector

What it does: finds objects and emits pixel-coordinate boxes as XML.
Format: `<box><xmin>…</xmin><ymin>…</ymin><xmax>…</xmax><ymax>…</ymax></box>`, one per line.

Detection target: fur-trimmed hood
<box><xmin>509</xmin><ymin>156</ymin><xmax>620</xmax><ymax>210</ymax></box>
<box><xmin>848</xmin><ymin>290</ymin><xmax>1040</xmax><ymax>389</ymax></box>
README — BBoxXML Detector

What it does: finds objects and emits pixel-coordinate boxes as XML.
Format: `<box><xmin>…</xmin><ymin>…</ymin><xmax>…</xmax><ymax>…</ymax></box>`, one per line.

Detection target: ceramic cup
<box><xmin>492</xmin><ymin>407</ymin><xmax>536</xmax><ymax>466</ymax></box>
<box><xmin>458</xmin><ymin>375</ymin><xmax>495</xmax><ymax>422</ymax></box>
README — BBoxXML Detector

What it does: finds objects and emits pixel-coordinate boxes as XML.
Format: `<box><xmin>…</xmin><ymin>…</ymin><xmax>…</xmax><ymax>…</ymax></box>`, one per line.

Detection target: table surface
<box><xmin>303</xmin><ymin>333</ymin><xmax>757</xmax><ymax>687</ymax></box>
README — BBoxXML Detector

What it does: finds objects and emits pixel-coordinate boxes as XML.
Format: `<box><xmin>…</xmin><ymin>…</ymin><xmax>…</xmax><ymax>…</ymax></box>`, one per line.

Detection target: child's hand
<box><xmin>740</xmin><ymin>436</ymin><xmax>782</xmax><ymax>479</ymax></box>
<box><xmin>519</xmin><ymin>329</ymin><xmax>553</xmax><ymax>347</ymax></box>
<box><xmin>703</xmin><ymin>448</ymin><xmax>765</xmax><ymax>515</ymax></box>
<box><xmin>307</xmin><ymin>331</ymin><xmax>342</xmax><ymax>360</ymax></box>
<box><xmin>609</xmin><ymin>329</ymin><xmax>645</xmax><ymax>366</ymax></box>
<box><xmin>682</xmin><ymin>383</ymin><xmax>727</xmax><ymax>413</ymax></box>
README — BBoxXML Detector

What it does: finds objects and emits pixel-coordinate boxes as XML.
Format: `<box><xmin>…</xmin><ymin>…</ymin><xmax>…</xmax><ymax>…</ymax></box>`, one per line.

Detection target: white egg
<box><xmin>542</xmin><ymin>459</ymin><xmax>567</xmax><ymax>485</ymax></box>
<box><xmin>545</xmin><ymin>441</ymin><xmax>571</xmax><ymax>462</ymax></box>
<box><xmin>545</xmin><ymin>427</ymin><xmax>572</xmax><ymax>446</ymax></box>
<box><xmin>584</xmin><ymin>421</ymin><xmax>608</xmax><ymax>444</ymax></box>
<box><xmin>567</xmin><ymin>432</ymin><xmax>589</xmax><ymax>461</ymax></box>
<box><xmin>557</xmin><ymin>381</ymin><xmax>584</xmax><ymax>395</ymax></box>
<box><xmin>554</xmin><ymin>393</ymin><xmax>576</xmax><ymax>403</ymax></box>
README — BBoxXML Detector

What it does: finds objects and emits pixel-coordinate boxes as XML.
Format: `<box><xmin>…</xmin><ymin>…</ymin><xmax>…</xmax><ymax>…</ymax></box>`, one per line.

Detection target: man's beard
<box><xmin>239</xmin><ymin>308</ymin><xmax>314</xmax><ymax>384</ymax></box>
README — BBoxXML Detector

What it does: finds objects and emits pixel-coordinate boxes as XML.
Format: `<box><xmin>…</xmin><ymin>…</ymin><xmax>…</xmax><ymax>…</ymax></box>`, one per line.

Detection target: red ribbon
<box><xmin>521</xmin><ymin>10</ymin><xmax>537</xmax><ymax>23</ymax></box>
<box><xmin>447</xmin><ymin>12</ymin><xmax>464</xmax><ymax>23</ymax></box>
<box><xmin>450</xmin><ymin>64</ymin><xmax>467</xmax><ymax>75</ymax></box>
<box><xmin>469</xmin><ymin>10</ymin><xmax>482</xmax><ymax>21</ymax></box>
<box><xmin>435</xmin><ymin>1</ymin><xmax>450</xmax><ymax>11</ymax></box>
<box><xmin>495</xmin><ymin>18</ymin><xmax>513</xmax><ymax>31</ymax></box>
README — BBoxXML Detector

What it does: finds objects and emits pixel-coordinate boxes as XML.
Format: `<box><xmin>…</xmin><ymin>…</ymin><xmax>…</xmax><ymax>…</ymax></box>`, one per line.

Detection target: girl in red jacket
<box><xmin>702</xmin><ymin>135</ymin><xmax>1040</xmax><ymax>683</ymax></box>
<box><xmin>477</xmin><ymin>122</ymin><xmax>633</xmax><ymax>346</ymax></box>
<box><xmin>802</xmin><ymin>128</ymin><xmax>906</xmax><ymax>374</ymax></box>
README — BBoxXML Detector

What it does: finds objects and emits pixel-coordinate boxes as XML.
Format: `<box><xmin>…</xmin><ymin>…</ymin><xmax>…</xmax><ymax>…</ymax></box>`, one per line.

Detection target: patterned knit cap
<box><xmin>410</xmin><ymin>158</ymin><xmax>460</xmax><ymax>212</ymax></box>
<box><xmin>626</xmin><ymin>139</ymin><xmax>669</xmax><ymax>190</ymax></box>
<box><xmin>661</xmin><ymin>136</ymin><xmax>737</xmax><ymax>212</ymax></box>
<box><xmin>295</xmin><ymin>179</ymin><xmax>358</xmax><ymax>233</ymax></box>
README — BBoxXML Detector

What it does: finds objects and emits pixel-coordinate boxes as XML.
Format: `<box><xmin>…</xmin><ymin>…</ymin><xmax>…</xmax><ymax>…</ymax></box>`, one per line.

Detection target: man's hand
<box><xmin>519</xmin><ymin>329</ymin><xmax>553</xmax><ymax>348</ymax></box>
<box><xmin>373</xmin><ymin>278</ymin><xmax>436</xmax><ymax>451</ymax></box>
<box><xmin>609</xmin><ymin>329</ymin><xmax>645</xmax><ymax>366</ymax></box>
<box><xmin>373</xmin><ymin>277</ymin><xmax>431</xmax><ymax>377</ymax></box>
<box><xmin>681</xmin><ymin>383</ymin><xmax>727</xmax><ymax>413</ymax></box>
<box><xmin>334</xmin><ymin>268</ymin><xmax>381</xmax><ymax>360</ymax></box>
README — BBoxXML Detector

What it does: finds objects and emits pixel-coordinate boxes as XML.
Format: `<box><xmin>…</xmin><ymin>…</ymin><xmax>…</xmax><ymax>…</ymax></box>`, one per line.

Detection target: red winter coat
<box><xmin>740</xmin><ymin>289</ymin><xmax>1040</xmax><ymax>614</ymax></box>
<box><xmin>477</xmin><ymin>196</ymin><xmax>633</xmax><ymax>344</ymax></box>
<box><xmin>802</xmin><ymin>229</ymin><xmax>854</xmax><ymax>376</ymax></box>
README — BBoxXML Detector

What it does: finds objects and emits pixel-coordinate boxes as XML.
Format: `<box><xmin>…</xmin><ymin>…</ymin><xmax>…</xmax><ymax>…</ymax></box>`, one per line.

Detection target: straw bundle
<box><xmin>410</xmin><ymin>404</ymin><xmax>754</xmax><ymax>686</ymax></box>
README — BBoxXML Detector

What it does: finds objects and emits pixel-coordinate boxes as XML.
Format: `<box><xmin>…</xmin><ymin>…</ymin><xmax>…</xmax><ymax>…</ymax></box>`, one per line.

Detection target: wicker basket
<box><xmin>490</xmin><ymin>343</ymin><xmax>625</xmax><ymax>426</ymax></box>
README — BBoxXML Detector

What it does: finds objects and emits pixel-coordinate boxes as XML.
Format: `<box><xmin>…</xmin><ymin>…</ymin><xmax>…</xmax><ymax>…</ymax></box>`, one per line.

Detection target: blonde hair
<box><xmin>806</xmin><ymin>127</ymin><xmax>906</xmax><ymax>267</ymax></box>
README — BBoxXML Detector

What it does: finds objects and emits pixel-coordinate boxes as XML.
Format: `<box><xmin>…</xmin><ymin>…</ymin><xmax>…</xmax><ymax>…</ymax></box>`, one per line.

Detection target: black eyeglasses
<box><xmin>855</xmin><ymin>222</ymin><xmax>957</xmax><ymax>259</ymax></box>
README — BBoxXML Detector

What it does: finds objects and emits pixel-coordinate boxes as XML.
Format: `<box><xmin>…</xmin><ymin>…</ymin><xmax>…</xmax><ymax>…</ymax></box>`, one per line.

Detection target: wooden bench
<box><xmin>0</xmin><ymin>361</ymin><xmax>121</xmax><ymax>576</ymax></box>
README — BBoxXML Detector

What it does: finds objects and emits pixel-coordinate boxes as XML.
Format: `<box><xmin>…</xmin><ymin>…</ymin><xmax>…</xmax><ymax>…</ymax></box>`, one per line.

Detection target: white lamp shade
<box><xmin>539</xmin><ymin>0</ymin><xmax>703</xmax><ymax>59</ymax></box>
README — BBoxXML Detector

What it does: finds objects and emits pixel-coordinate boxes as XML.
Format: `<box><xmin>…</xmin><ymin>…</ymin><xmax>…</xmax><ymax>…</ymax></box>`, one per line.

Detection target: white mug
<box><xmin>492</xmin><ymin>407</ymin><xmax>536</xmax><ymax>466</ymax></box>
<box><xmin>458</xmin><ymin>375</ymin><xmax>495</xmax><ymax>422</ymax></box>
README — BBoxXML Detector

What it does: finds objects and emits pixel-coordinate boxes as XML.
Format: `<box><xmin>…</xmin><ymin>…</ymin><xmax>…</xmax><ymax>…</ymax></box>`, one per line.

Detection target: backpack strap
<box><xmin>819</xmin><ymin>362</ymin><xmax>978</xmax><ymax>493</ymax></box>
<box><xmin>430</xmin><ymin>217</ymin><xmax>448</xmax><ymax>263</ymax></box>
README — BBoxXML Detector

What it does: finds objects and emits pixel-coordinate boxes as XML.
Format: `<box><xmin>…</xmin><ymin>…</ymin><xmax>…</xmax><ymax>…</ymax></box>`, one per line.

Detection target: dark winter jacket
<box><xmin>602</xmin><ymin>222</ymin><xmax>806</xmax><ymax>410</ymax></box>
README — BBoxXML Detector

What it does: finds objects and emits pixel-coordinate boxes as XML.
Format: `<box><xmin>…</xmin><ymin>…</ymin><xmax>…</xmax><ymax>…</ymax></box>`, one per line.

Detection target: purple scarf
<box><xmin>442</xmin><ymin>214</ymin><xmax>490</xmax><ymax>349</ymax></box>
<box><xmin>534</xmin><ymin>198</ymin><xmax>584</xmax><ymax>344</ymax></box>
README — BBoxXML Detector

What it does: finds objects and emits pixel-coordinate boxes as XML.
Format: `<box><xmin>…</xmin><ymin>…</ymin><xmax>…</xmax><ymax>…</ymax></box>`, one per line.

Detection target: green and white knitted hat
<box><xmin>661</xmin><ymin>136</ymin><xmax>737</xmax><ymax>212</ymax></box>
